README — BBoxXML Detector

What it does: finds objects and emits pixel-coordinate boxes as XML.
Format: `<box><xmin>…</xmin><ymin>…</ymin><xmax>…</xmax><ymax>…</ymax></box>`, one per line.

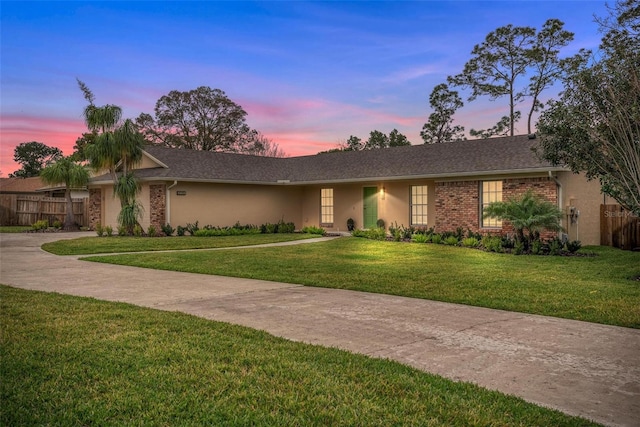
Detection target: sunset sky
<box><xmin>1</xmin><ymin>1</ymin><xmax>608</xmax><ymax>175</ymax></box>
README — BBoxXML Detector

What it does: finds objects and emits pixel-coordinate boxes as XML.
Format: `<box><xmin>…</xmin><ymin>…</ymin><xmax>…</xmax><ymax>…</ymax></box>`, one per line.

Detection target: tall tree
<box><xmin>136</xmin><ymin>86</ymin><xmax>258</xmax><ymax>153</ymax></box>
<box><xmin>525</xmin><ymin>19</ymin><xmax>575</xmax><ymax>134</ymax></box>
<box><xmin>469</xmin><ymin>113</ymin><xmax>520</xmax><ymax>139</ymax></box>
<box><xmin>449</xmin><ymin>24</ymin><xmax>536</xmax><ymax>137</ymax></box>
<box><xmin>9</xmin><ymin>142</ymin><xmax>62</xmax><ymax>178</ymax></box>
<box><xmin>537</xmin><ymin>0</ymin><xmax>640</xmax><ymax>214</ymax></box>
<box><xmin>343</xmin><ymin>135</ymin><xmax>363</xmax><ymax>151</ymax></box>
<box><xmin>365</xmin><ymin>130</ymin><xmax>389</xmax><ymax>149</ymax></box>
<box><xmin>388</xmin><ymin>129</ymin><xmax>411</xmax><ymax>147</ymax></box>
<box><xmin>420</xmin><ymin>83</ymin><xmax>465</xmax><ymax>144</ymax></box>
<box><xmin>78</xmin><ymin>79</ymin><xmax>145</xmax><ymax>232</ymax></box>
<box><xmin>40</xmin><ymin>157</ymin><xmax>89</xmax><ymax>230</ymax></box>
<box><xmin>244</xmin><ymin>132</ymin><xmax>287</xmax><ymax>157</ymax></box>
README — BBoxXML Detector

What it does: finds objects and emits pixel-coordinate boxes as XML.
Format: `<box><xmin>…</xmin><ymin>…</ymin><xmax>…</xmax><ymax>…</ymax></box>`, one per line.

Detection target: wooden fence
<box><xmin>600</xmin><ymin>204</ymin><xmax>640</xmax><ymax>250</ymax></box>
<box><xmin>0</xmin><ymin>195</ymin><xmax>89</xmax><ymax>227</ymax></box>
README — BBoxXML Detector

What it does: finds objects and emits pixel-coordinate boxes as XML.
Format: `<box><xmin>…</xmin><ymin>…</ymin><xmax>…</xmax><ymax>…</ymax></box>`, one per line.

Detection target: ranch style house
<box><xmin>88</xmin><ymin>134</ymin><xmax>609</xmax><ymax>245</ymax></box>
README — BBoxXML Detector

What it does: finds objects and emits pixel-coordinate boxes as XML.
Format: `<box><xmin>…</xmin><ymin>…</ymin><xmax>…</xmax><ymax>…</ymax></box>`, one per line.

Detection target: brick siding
<box><xmin>435</xmin><ymin>177</ymin><xmax>558</xmax><ymax>238</ymax></box>
<box><xmin>435</xmin><ymin>180</ymin><xmax>480</xmax><ymax>232</ymax></box>
<box><xmin>149</xmin><ymin>184</ymin><xmax>166</xmax><ymax>228</ymax></box>
<box><xmin>88</xmin><ymin>188</ymin><xmax>101</xmax><ymax>230</ymax></box>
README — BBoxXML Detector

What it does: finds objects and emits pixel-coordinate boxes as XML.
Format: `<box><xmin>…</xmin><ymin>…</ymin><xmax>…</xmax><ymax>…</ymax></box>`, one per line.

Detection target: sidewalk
<box><xmin>1</xmin><ymin>232</ymin><xmax>639</xmax><ymax>427</ymax></box>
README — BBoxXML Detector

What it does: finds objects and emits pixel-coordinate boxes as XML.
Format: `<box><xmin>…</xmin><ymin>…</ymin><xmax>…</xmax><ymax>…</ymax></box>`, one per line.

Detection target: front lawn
<box><xmin>0</xmin><ymin>226</ymin><xmax>32</xmax><ymax>233</ymax></box>
<box><xmin>0</xmin><ymin>286</ymin><xmax>598</xmax><ymax>426</ymax></box>
<box><xmin>83</xmin><ymin>238</ymin><xmax>640</xmax><ymax>328</ymax></box>
<box><xmin>42</xmin><ymin>233</ymin><xmax>317</xmax><ymax>255</ymax></box>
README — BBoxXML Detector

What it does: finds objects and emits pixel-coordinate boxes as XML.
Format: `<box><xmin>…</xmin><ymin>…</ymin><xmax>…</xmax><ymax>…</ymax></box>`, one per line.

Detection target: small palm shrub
<box><xmin>52</xmin><ymin>220</ymin><xmax>63</xmax><ymax>229</ymax></box>
<box><xmin>147</xmin><ymin>225</ymin><xmax>157</xmax><ymax>237</ymax></box>
<box><xmin>411</xmin><ymin>233</ymin><xmax>429</xmax><ymax>243</ymax></box>
<box><xmin>483</xmin><ymin>189</ymin><xmax>563</xmax><ymax>245</ymax></box>
<box><xmin>176</xmin><ymin>225</ymin><xmax>186</xmax><ymax>236</ymax></box>
<box><xmin>482</xmin><ymin>235</ymin><xmax>503</xmax><ymax>253</ymax></box>
<box><xmin>430</xmin><ymin>234</ymin><xmax>442</xmax><ymax>244</ymax></box>
<box><xmin>95</xmin><ymin>223</ymin><xmax>104</xmax><ymax>237</ymax></box>
<box><xmin>461</xmin><ymin>237</ymin><xmax>480</xmax><ymax>248</ymax></box>
<box><xmin>133</xmin><ymin>224</ymin><xmax>143</xmax><ymax>237</ymax></box>
<box><xmin>104</xmin><ymin>225</ymin><xmax>113</xmax><ymax>237</ymax></box>
<box><xmin>444</xmin><ymin>236</ymin><xmax>459</xmax><ymax>246</ymax></box>
<box><xmin>302</xmin><ymin>226</ymin><xmax>325</xmax><ymax>235</ymax></box>
<box><xmin>117</xmin><ymin>225</ymin><xmax>127</xmax><ymax>236</ymax></box>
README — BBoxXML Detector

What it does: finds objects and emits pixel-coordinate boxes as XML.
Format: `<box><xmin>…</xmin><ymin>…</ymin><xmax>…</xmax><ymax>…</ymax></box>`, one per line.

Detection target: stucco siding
<box><xmin>166</xmin><ymin>182</ymin><xmax>303</xmax><ymax>228</ymax></box>
<box><xmin>301</xmin><ymin>181</ymin><xmax>437</xmax><ymax>232</ymax></box>
<box><xmin>556</xmin><ymin>172</ymin><xmax>605</xmax><ymax>245</ymax></box>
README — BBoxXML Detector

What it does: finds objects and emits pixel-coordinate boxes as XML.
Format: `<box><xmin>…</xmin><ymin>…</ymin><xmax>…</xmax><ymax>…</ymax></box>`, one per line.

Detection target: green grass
<box><xmin>1</xmin><ymin>285</ymin><xmax>599</xmax><ymax>426</ymax></box>
<box><xmin>83</xmin><ymin>238</ymin><xmax>640</xmax><ymax>328</ymax></box>
<box><xmin>0</xmin><ymin>226</ymin><xmax>32</xmax><ymax>233</ymax></box>
<box><xmin>42</xmin><ymin>233</ymin><xmax>317</xmax><ymax>255</ymax></box>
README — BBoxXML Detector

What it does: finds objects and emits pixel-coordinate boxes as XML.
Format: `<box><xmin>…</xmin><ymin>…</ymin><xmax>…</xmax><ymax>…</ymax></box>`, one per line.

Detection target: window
<box><xmin>410</xmin><ymin>185</ymin><xmax>428</xmax><ymax>225</ymax></box>
<box><xmin>320</xmin><ymin>188</ymin><xmax>334</xmax><ymax>225</ymax></box>
<box><xmin>481</xmin><ymin>180</ymin><xmax>503</xmax><ymax>228</ymax></box>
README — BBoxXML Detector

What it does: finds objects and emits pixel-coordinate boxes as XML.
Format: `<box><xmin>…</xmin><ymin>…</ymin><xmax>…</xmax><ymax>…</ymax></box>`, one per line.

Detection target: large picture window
<box><xmin>321</xmin><ymin>188</ymin><xmax>334</xmax><ymax>225</ymax></box>
<box><xmin>410</xmin><ymin>185</ymin><xmax>428</xmax><ymax>226</ymax></box>
<box><xmin>481</xmin><ymin>180</ymin><xmax>503</xmax><ymax>228</ymax></box>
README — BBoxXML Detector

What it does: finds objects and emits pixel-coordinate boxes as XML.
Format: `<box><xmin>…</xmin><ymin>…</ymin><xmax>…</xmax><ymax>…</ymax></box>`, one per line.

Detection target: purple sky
<box><xmin>1</xmin><ymin>1</ymin><xmax>608</xmax><ymax>175</ymax></box>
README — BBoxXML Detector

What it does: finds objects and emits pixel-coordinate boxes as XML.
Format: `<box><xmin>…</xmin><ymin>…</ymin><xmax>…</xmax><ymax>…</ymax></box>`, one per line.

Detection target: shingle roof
<box><xmin>0</xmin><ymin>177</ymin><xmax>46</xmax><ymax>193</ymax></box>
<box><xmin>92</xmin><ymin>135</ymin><xmax>562</xmax><ymax>185</ymax></box>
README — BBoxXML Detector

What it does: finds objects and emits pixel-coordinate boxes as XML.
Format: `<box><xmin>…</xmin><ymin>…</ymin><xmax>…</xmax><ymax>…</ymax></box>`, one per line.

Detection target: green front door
<box><xmin>363</xmin><ymin>187</ymin><xmax>378</xmax><ymax>229</ymax></box>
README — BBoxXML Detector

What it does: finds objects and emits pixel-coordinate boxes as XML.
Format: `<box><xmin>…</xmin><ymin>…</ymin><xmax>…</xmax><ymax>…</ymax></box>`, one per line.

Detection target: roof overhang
<box><xmin>88</xmin><ymin>166</ymin><xmax>568</xmax><ymax>187</ymax></box>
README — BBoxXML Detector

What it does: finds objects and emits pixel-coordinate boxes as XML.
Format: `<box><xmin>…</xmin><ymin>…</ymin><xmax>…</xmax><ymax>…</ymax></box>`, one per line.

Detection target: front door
<box><xmin>363</xmin><ymin>187</ymin><xmax>378</xmax><ymax>228</ymax></box>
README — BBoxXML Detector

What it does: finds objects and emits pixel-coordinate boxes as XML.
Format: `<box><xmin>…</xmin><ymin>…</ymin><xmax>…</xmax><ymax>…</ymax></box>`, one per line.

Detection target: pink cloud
<box><xmin>0</xmin><ymin>114</ymin><xmax>85</xmax><ymax>175</ymax></box>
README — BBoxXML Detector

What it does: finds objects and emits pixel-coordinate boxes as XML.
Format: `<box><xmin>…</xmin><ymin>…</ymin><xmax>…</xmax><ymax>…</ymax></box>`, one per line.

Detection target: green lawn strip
<box><xmin>1</xmin><ymin>286</ymin><xmax>598</xmax><ymax>427</ymax></box>
<box><xmin>85</xmin><ymin>238</ymin><xmax>640</xmax><ymax>328</ymax></box>
<box><xmin>42</xmin><ymin>233</ymin><xmax>317</xmax><ymax>255</ymax></box>
<box><xmin>0</xmin><ymin>226</ymin><xmax>32</xmax><ymax>233</ymax></box>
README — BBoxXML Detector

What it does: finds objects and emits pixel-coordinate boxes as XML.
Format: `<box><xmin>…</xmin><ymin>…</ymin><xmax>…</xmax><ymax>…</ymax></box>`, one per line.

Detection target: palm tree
<box><xmin>78</xmin><ymin>80</ymin><xmax>145</xmax><ymax>233</ymax></box>
<box><xmin>40</xmin><ymin>157</ymin><xmax>90</xmax><ymax>230</ymax></box>
<box><xmin>483</xmin><ymin>189</ymin><xmax>563</xmax><ymax>244</ymax></box>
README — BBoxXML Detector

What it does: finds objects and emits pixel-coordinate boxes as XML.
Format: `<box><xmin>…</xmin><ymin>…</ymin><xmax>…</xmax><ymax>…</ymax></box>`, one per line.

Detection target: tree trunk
<box><xmin>64</xmin><ymin>189</ymin><xmax>78</xmax><ymax>230</ymax></box>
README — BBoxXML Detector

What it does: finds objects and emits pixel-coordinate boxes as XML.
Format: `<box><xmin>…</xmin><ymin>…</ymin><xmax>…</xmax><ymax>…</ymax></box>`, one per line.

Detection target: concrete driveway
<box><xmin>1</xmin><ymin>232</ymin><xmax>639</xmax><ymax>427</ymax></box>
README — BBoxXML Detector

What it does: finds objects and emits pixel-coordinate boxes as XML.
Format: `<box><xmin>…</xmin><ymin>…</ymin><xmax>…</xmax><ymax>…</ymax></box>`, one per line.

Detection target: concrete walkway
<box><xmin>1</xmin><ymin>232</ymin><xmax>639</xmax><ymax>427</ymax></box>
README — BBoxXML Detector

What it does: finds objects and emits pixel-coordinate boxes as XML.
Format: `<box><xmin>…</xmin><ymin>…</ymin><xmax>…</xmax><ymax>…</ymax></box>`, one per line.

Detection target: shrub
<box><xmin>117</xmin><ymin>225</ymin><xmax>127</xmax><ymax>236</ymax></box>
<box><xmin>513</xmin><ymin>240</ymin><xmax>525</xmax><ymax>255</ymax></box>
<box><xmin>95</xmin><ymin>223</ymin><xmax>104</xmax><ymax>237</ymax></box>
<box><xmin>443</xmin><ymin>236</ymin><xmax>459</xmax><ymax>246</ymax></box>
<box><xmin>430</xmin><ymin>234</ymin><xmax>442</xmax><ymax>244</ymax></box>
<box><xmin>376</xmin><ymin>219</ymin><xmax>385</xmax><ymax>229</ymax></box>
<box><xmin>133</xmin><ymin>224</ymin><xmax>143</xmax><ymax>237</ymax></box>
<box><xmin>161</xmin><ymin>223</ymin><xmax>175</xmax><ymax>236</ymax></box>
<box><xmin>411</xmin><ymin>233</ymin><xmax>428</xmax><ymax>243</ymax></box>
<box><xmin>277</xmin><ymin>219</ymin><xmax>296</xmax><ymax>233</ymax></box>
<box><xmin>461</xmin><ymin>237</ymin><xmax>479</xmax><ymax>248</ymax></box>
<box><xmin>52</xmin><ymin>220</ymin><xmax>63</xmax><ymax>229</ymax></box>
<box><xmin>547</xmin><ymin>238</ymin><xmax>564</xmax><ymax>256</ymax></box>
<box><xmin>185</xmin><ymin>221</ymin><xmax>199</xmax><ymax>236</ymax></box>
<box><xmin>566</xmin><ymin>240</ymin><xmax>582</xmax><ymax>253</ymax></box>
<box><xmin>31</xmin><ymin>220</ymin><xmax>49</xmax><ymax>231</ymax></box>
<box><xmin>302</xmin><ymin>226</ymin><xmax>325</xmax><ymax>235</ymax></box>
<box><xmin>176</xmin><ymin>225</ymin><xmax>186</xmax><ymax>237</ymax></box>
<box><xmin>352</xmin><ymin>227</ymin><xmax>386</xmax><ymax>241</ymax></box>
<box><xmin>147</xmin><ymin>225</ymin><xmax>157</xmax><ymax>237</ymax></box>
<box><xmin>104</xmin><ymin>225</ymin><xmax>113</xmax><ymax>237</ymax></box>
<box><xmin>531</xmin><ymin>239</ymin><xmax>543</xmax><ymax>255</ymax></box>
<box><xmin>481</xmin><ymin>235</ymin><xmax>503</xmax><ymax>253</ymax></box>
